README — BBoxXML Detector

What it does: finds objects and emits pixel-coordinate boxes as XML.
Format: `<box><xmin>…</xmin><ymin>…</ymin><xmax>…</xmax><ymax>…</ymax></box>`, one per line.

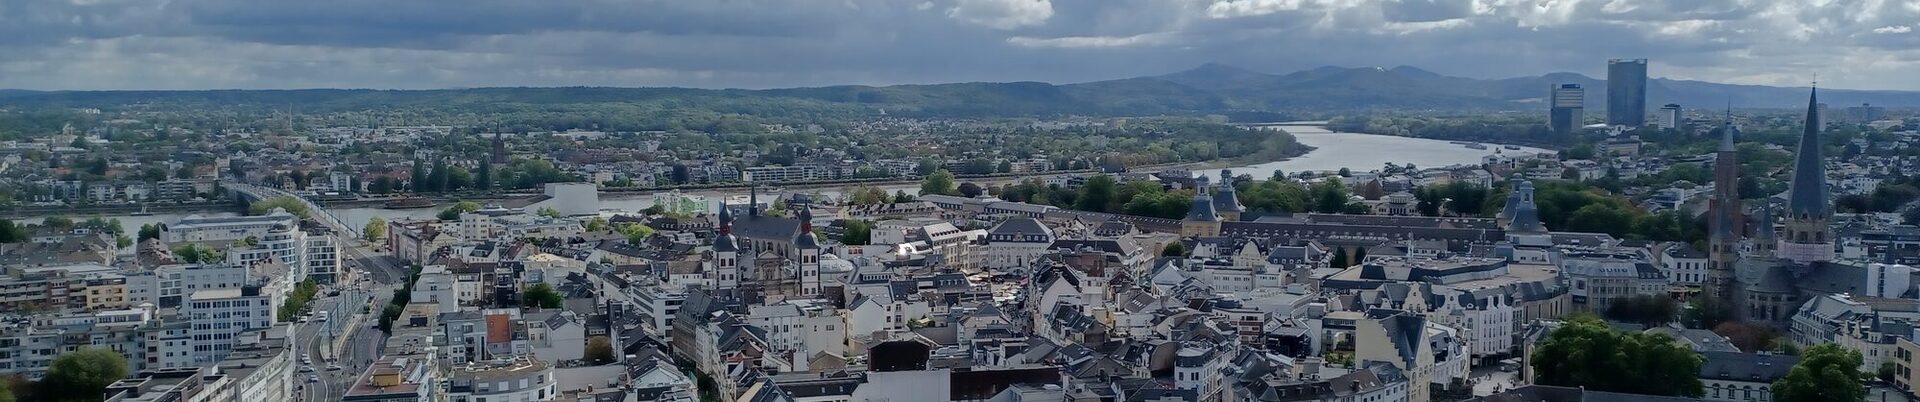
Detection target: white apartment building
<box><xmin>126</xmin><ymin>263</ymin><xmax>249</xmax><ymax>308</ymax></box>
<box><xmin>1661</xmin><ymin>244</ymin><xmax>1709</xmax><ymax>287</ymax></box>
<box><xmin>742</xmin><ymin>165</ymin><xmax>828</xmax><ymax>183</ymax></box>
<box><xmin>303</xmin><ymin>229</ymin><xmax>343</xmax><ymax>283</ymax></box>
<box><xmin>983</xmin><ymin>218</ymin><xmax>1055</xmax><ymax>271</ymax></box>
<box><xmin>162</xmin><ymin>210</ymin><xmax>300</xmax><ymax>243</ymax></box>
<box><xmin>445</xmin><ymin>356</ymin><xmax>557</xmax><ymax>402</ymax></box>
<box><xmin>226</xmin><ymin>224</ymin><xmax>307</xmax><ymax>277</ymax></box>
<box><xmin>185</xmin><ymin>287</ymin><xmax>278</xmax><ymax>364</ymax></box>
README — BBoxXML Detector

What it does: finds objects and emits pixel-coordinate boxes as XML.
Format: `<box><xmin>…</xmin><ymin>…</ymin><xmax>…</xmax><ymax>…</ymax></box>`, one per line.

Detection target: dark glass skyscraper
<box><xmin>1607</xmin><ymin>59</ymin><xmax>1648</xmax><ymax>126</ymax></box>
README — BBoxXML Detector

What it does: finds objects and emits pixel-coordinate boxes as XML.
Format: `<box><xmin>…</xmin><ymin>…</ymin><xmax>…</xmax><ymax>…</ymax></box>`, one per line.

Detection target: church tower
<box><xmin>795</xmin><ymin>206</ymin><xmax>823</xmax><ymax>296</ymax></box>
<box><xmin>1181</xmin><ymin>179</ymin><xmax>1222</xmax><ymax>237</ymax></box>
<box><xmin>1776</xmin><ymin>87</ymin><xmax>1834</xmax><ymax>264</ymax></box>
<box><xmin>1212</xmin><ymin>169</ymin><xmax>1245</xmax><ymax>221</ymax></box>
<box><xmin>1706</xmin><ymin>115</ymin><xmax>1744</xmax><ymax>302</ymax></box>
<box><xmin>1504</xmin><ymin>179</ymin><xmax>1546</xmax><ymax>235</ymax></box>
<box><xmin>711</xmin><ymin>204</ymin><xmax>742</xmax><ymax>289</ymax></box>
<box><xmin>1752</xmin><ymin>205</ymin><xmax>1777</xmax><ymax>257</ymax></box>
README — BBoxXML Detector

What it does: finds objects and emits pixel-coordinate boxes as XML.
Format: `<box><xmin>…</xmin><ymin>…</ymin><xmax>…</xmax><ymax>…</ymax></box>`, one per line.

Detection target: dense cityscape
<box><xmin>7</xmin><ymin>14</ymin><xmax>1920</xmax><ymax>402</ymax></box>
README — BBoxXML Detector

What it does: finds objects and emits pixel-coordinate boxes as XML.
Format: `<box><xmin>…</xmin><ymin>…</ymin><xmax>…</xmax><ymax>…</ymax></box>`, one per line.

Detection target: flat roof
<box><xmin>190</xmin><ymin>288</ymin><xmax>245</xmax><ymax>300</ymax></box>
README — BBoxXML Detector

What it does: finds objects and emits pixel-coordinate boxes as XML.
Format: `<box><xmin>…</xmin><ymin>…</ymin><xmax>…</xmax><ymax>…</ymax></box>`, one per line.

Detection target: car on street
<box><xmin>307</xmin><ymin>375</ymin><xmax>319</xmax><ymax>383</ymax></box>
<box><xmin>328</xmin><ymin>364</ymin><xmax>344</xmax><ymax>371</ymax></box>
<box><xmin>300</xmin><ymin>365</ymin><xmax>315</xmax><ymax>372</ymax></box>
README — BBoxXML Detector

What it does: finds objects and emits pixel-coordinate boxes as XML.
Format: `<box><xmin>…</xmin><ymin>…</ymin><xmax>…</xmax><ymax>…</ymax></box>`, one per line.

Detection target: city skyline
<box><xmin>2</xmin><ymin>0</ymin><xmax>1919</xmax><ymax>91</ymax></box>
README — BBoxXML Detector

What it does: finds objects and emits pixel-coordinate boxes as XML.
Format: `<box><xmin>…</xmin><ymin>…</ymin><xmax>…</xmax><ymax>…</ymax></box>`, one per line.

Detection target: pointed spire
<box><xmin>1718</xmin><ymin>105</ymin><xmax>1737</xmax><ymax>153</ymax></box>
<box><xmin>1754</xmin><ymin>204</ymin><xmax>1775</xmax><ymax>241</ymax></box>
<box><xmin>749</xmin><ymin>186</ymin><xmax>760</xmax><ymax>218</ymax></box>
<box><xmin>794</xmin><ymin>202</ymin><xmax>819</xmax><ymax>250</ymax></box>
<box><xmin>1786</xmin><ymin>85</ymin><xmax>1830</xmax><ymax>219</ymax></box>
<box><xmin>714</xmin><ymin>201</ymin><xmax>739</xmax><ymax>252</ymax></box>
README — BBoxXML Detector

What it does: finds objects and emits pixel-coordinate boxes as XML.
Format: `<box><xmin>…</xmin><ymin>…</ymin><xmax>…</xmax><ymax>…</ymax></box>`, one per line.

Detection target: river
<box><xmin>1197</xmin><ymin>125</ymin><xmax>1553</xmax><ymax>181</ymax></box>
<box><xmin>23</xmin><ymin>125</ymin><xmax>1546</xmax><ymax>232</ymax></box>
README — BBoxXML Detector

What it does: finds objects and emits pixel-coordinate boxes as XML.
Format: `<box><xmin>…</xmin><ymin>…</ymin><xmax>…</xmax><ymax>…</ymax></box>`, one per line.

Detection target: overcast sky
<box><xmin>3</xmin><ymin>0</ymin><xmax>1918</xmax><ymax>91</ymax></box>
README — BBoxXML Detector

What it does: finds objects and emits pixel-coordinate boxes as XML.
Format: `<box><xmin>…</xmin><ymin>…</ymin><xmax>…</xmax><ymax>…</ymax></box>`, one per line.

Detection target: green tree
<box><xmin>1161</xmin><ymin>242</ymin><xmax>1186</xmax><ymax>257</ymax></box>
<box><xmin>438</xmin><ymin>201</ymin><xmax>481</xmax><ymax>220</ymax></box>
<box><xmin>43</xmin><ymin>347</ymin><xmax>128</xmax><ymax>402</ymax></box>
<box><xmin>1771</xmin><ymin>343</ymin><xmax>1865</xmax><ymax>402</ymax></box>
<box><xmin>171</xmin><ymin>244</ymin><xmax>223</xmax><ymax>264</ymax></box>
<box><xmin>409</xmin><ymin>159</ymin><xmax>426</xmax><ymax>192</ymax></box>
<box><xmin>475</xmin><ymin>161</ymin><xmax>493</xmax><ymax>191</ymax></box>
<box><xmin>1312</xmin><ymin>178</ymin><xmax>1350</xmax><ymax>213</ymax></box>
<box><xmin>615</xmin><ymin>222</ymin><xmax>655</xmax><ymax>245</ymax></box>
<box><xmin>537</xmin><ymin>207</ymin><xmax>562</xmax><ymax>218</ymax></box>
<box><xmin>584</xmin><ymin>217</ymin><xmax>609</xmax><ymax>232</ymax></box>
<box><xmin>1530</xmin><ymin>315</ymin><xmax>1704</xmax><ymax>397</ymax></box>
<box><xmin>1329</xmin><ymin>246</ymin><xmax>1348</xmax><ymax>268</ymax></box>
<box><xmin>363</xmin><ymin>217</ymin><xmax>386</xmax><ymax>242</ymax></box>
<box><xmin>841</xmin><ymin>219</ymin><xmax>872</xmax><ymax>245</ymax></box>
<box><xmin>586</xmin><ymin>336</ymin><xmax>615</xmax><ymax>364</ymax></box>
<box><xmin>136</xmin><ymin>223</ymin><xmax>162</xmax><ymax>242</ymax></box>
<box><xmin>248</xmin><ymin>196</ymin><xmax>312</xmax><ymax>219</ymax></box>
<box><xmin>523</xmin><ymin>283</ymin><xmax>563</xmax><ymax>309</ymax></box>
<box><xmin>0</xmin><ymin>221</ymin><xmax>29</xmax><ymax>243</ymax></box>
<box><xmin>958</xmin><ymin>182</ymin><xmax>985</xmax><ymax>198</ymax></box>
<box><xmin>42</xmin><ymin>216</ymin><xmax>74</xmax><ymax>230</ymax></box>
<box><xmin>920</xmin><ymin>169</ymin><xmax>956</xmax><ymax>196</ymax></box>
<box><xmin>1078</xmin><ymin>175</ymin><xmax>1117</xmax><ymax>212</ymax></box>
<box><xmin>893</xmin><ymin>190</ymin><xmax>915</xmax><ymax>203</ymax></box>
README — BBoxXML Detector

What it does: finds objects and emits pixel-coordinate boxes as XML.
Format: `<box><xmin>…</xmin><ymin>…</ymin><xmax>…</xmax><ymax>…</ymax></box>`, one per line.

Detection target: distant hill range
<box><xmin>4</xmin><ymin>63</ymin><xmax>1917</xmax><ymax>117</ymax></box>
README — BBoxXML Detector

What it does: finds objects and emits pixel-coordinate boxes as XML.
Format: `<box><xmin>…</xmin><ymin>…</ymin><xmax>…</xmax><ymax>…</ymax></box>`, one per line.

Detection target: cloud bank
<box><xmin>2</xmin><ymin>0</ymin><xmax>1917</xmax><ymax>90</ymax></box>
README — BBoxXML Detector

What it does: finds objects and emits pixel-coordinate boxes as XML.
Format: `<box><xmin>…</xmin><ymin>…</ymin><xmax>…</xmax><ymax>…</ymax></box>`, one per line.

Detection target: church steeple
<box><xmin>1705</xmin><ymin>110</ymin><xmax>1745</xmax><ymax>302</ymax></box>
<box><xmin>1786</xmin><ymin>86</ymin><xmax>1829</xmax><ymax>219</ymax></box>
<box><xmin>1776</xmin><ymin>86</ymin><xmax>1835</xmax><ymax>264</ymax></box>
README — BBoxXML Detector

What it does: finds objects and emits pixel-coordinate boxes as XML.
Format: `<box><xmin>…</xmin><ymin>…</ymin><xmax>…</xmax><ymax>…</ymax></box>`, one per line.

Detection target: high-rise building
<box><xmin>1549</xmin><ymin>84</ymin><xmax>1585</xmax><ymax>134</ymax></box>
<box><xmin>1607</xmin><ymin>59</ymin><xmax>1648</xmax><ymax>126</ymax></box>
<box><xmin>1656</xmin><ymin>104</ymin><xmax>1682</xmax><ymax>129</ymax></box>
<box><xmin>1846</xmin><ymin>103</ymin><xmax>1886</xmax><ymax>123</ymax></box>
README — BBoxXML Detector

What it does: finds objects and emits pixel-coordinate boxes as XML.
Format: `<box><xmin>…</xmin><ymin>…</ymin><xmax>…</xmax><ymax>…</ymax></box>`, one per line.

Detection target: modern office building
<box><xmin>1549</xmin><ymin>84</ymin><xmax>1585</xmax><ymax>134</ymax></box>
<box><xmin>1607</xmin><ymin>59</ymin><xmax>1648</xmax><ymax>126</ymax></box>
<box><xmin>1657</xmin><ymin>103</ymin><xmax>1682</xmax><ymax>129</ymax></box>
<box><xmin>161</xmin><ymin>210</ymin><xmax>300</xmax><ymax>243</ymax></box>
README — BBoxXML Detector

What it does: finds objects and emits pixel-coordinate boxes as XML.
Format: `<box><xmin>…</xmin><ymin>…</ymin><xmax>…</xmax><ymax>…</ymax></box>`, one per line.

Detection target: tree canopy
<box><xmin>1530</xmin><ymin>315</ymin><xmax>1704</xmax><ymax>397</ymax></box>
<box><xmin>523</xmin><ymin>283</ymin><xmax>563</xmax><ymax>309</ymax></box>
<box><xmin>42</xmin><ymin>347</ymin><xmax>128</xmax><ymax>402</ymax></box>
<box><xmin>1771</xmin><ymin>343</ymin><xmax>1865</xmax><ymax>402</ymax></box>
<box><xmin>920</xmin><ymin>169</ymin><xmax>956</xmax><ymax>196</ymax></box>
<box><xmin>248</xmin><ymin>196</ymin><xmax>312</xmax><ymax>219</ymax></box>
<box><xmin>438</xmin><ymin>201</ymin><xmax>482</xmax><ymax>220</ymax></box>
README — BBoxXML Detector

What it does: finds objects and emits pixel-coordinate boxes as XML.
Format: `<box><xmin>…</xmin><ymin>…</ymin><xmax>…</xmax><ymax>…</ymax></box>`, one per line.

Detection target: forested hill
<box><xmin>5</xmin><ymin>64</ymin><xmax>1919</xmax><ymax>119</ymax></box>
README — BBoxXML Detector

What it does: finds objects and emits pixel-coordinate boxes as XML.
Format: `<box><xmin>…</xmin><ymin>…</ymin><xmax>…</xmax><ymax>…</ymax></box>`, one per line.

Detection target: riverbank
<box><xmin>0</xmin><ymin>201</ymin><xmax>243</xmax><ymax>219</ymax></box>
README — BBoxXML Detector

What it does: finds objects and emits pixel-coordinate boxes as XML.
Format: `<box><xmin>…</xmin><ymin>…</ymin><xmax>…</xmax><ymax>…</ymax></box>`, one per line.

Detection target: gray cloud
<box><xmin>1</xmin><ymin>0</ymin><xmax>1918</xmax><ymax>90</ymax></box>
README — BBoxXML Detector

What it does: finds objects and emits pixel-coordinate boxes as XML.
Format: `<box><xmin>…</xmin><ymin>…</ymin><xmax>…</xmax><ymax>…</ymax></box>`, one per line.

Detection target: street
<box><xmin>1469</xmin><ymin>365</ymin><xmax>1520</xmax><ymax>396</ymax></box>
<box><xmin>295</xmin><ymin>238</ymin><xmax>407</xmax><ymax>402</ymax></box>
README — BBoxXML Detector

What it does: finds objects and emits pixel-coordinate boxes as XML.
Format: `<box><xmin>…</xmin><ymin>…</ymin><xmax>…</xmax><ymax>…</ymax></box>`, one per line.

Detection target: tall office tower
<box><xmin>1607</xmin><ymin>59</ymin><xmax>1648</xmax><ymax>126</ymax></box>
<box><xmin>1656</xmin><ymin>104</ymin><xmax>1682</xmax><ymax>129</ymax></box>
<box><xmin>1549</xmin><ymin>84</ymin><xmax>1585</xmax><ymax>134</ymax></box>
